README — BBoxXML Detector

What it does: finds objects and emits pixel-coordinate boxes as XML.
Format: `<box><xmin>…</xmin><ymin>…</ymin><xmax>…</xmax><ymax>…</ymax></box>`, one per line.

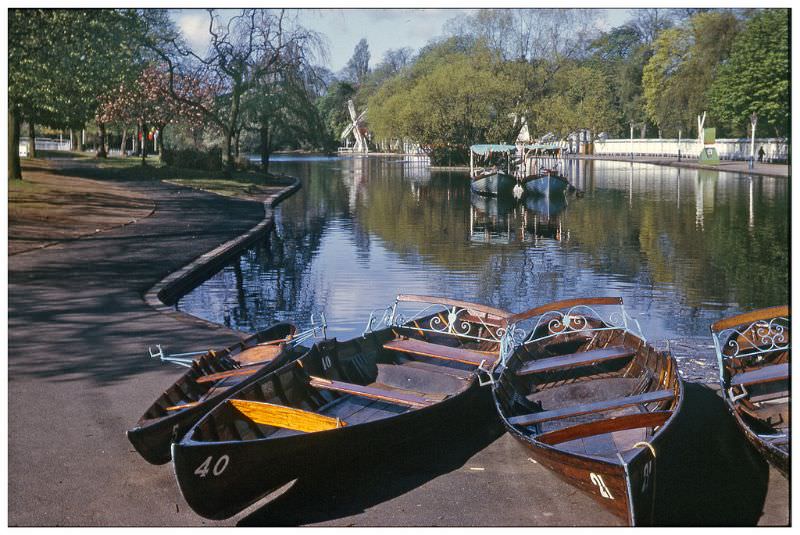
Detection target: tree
<box><xmin>368</xmin><ymin>46</ymin><xmax>522</xmax><ymax>165</ymax></box>
<box><xmin>708</xmin><ymin>9</ymin><xmax>790</xmax><ymax>137</ymax></box>
<box><xmin>8</xmin><ymin>8</ymin><xmax>142</xmax><ymax>178</ymax></box>
<box><xmin>144</xmin><ymin>9</ymin><xmax>325</xmax><ymax>171</ymax></box>
<box><xmin>96</xmin><ymin>65</ymin><xmax>210</xmax><ymax>164</ymax></box>
<box><xmin>642</xmin><ymin>11</ymin><xmax>740</xmax><ymax>136</ymax></box>
<box><xmin>587</xmin><ymin>24</ymin><xmax>649</xmax><ymax>135</ymax></box>
<box><xmin>316</xmin><ymin>80</ymin><xmax>357</xmax><ymax>148</ymax></box>
<box><xmin>344</xmin><ymin>38</ymin><xmax>371</xmax><ymax>85</ymax></box>
<box><xmin>532</xmin><ymin>64</ymin><xmax>617</xmax><ymax>138</ymax></box>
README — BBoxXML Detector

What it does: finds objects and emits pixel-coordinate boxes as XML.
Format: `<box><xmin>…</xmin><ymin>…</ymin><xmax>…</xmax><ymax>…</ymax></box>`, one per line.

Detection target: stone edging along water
<box><xmin>143</xmin><ymin>176</ymin><xmax>302</xmax><ymax>316</ymax></box>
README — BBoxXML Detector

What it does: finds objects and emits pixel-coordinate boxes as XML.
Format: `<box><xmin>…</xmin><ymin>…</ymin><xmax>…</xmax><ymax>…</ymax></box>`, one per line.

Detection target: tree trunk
<box><xmin>78</xmin><ymin>129</ymin><xmax>84</xmax><ymax>152</ymax></box>
<box><xmin>120</xmin><ymin>129</ymin><xmax>127</xmax><ymax>158</ymax></box>
<box><xmin>157</xmin><ymin>125</ymin><xmax>166</xmax><ymax>163</ymax></box>
<box><xmin>97</xmin><ymin>123</ymin><xmax>108</xmax><ymax>158</ymax></box>
<box><xmin>9</xmin><ymin>108</ymin><xmax>22</xmax><ymax>180</ymax></box>
<box><xmin>70</xmin><ymin>129</ymin><xmax>78</xmax><ymax>151</ymax></box>
<box><xmin>223</xmin><ymin>86</ymin><xmax>242</xmax><ymax>172</ymax></box>
<box><xmin>260</xmin><ymin>125</ymin><xmax>271</xmax><ymax>174</ymax></box>
<box><xmin>28</xmin><ymin>121</ymin><xmax>36</xmax><ymax>158</ymax></box>
<box><xmin>140</xmin><ymin>121</ymin><xmax>148</xmax><ymax>166</ymax></box>
<box><xmin>222</xmin><ymin>128</ymin><xmax>233</xmax><ymax>176</ymax></box>
<box><xmin>234</xmin><ymin>128</ymin><xmax>241</xmax><ymax>160</ymax></box>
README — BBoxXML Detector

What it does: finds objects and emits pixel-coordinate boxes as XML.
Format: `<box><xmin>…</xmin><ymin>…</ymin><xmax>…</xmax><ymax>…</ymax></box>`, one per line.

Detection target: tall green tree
<box><xmin>8</xmin><ymin>8</ymin><xmax>141</xmax><ymax>178</ymax></box>
<box><xmin>368</xmin><ymin>46</ymin><xmax>522</xmax><ymax>164</ymax></box>
<box><xmin>708</xmin><ymin>9</ymin><xmax>790</xmax><ymax>137</ymax></box>
<box><xmin>642</xmin><ymin>11</ymin><xmax>740</xmax><ymax>137</ymax></box>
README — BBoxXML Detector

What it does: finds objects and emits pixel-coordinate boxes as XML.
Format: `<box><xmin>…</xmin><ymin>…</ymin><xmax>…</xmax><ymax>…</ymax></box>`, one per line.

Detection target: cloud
<box><xmin>173</xmin><ymin>10</ymin><xmax>211</xmax><ymax>54</ymax></box>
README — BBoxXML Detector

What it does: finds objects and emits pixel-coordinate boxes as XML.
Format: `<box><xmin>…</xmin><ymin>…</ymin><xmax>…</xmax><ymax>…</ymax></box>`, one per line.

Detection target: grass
<box><xmin>21</xmin><ymin>152</ymin><xmax>294</xmax><ymax>201</ymax></box>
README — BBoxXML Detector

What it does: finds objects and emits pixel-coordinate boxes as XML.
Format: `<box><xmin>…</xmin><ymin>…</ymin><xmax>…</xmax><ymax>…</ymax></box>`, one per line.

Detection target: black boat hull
<box><xmin>172</xmin><ymin>380</ymin><xmax>485</xmax><ymax>520</ymax></box>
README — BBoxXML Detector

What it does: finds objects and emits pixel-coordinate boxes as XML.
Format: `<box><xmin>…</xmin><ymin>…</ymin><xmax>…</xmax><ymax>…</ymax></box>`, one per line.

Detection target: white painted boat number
<box><xmin>641</xmin><ymin>461</ymin><xmax>652</xmax><ymax>492</ymax></box>
<box><xmin>194</xmin><ymin>455</ymin><xmax>229</xmax><ymax>478</ymax></box>
<box><xmin>590</xmin><ymin>472</ymin><xmax>614</xmax><ymax>499</ymax></box>
<box><xmin>321</xmin><ymin>355</ymin><xmax>333</xmax><ymax>370</ymax></box>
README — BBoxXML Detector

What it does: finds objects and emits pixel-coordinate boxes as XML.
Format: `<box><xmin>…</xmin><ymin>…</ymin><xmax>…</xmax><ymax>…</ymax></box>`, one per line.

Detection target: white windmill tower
<box><xmin>340</xmin><ymin>99</ymin><xmax>368</xmax><ymax>153</ymax></box>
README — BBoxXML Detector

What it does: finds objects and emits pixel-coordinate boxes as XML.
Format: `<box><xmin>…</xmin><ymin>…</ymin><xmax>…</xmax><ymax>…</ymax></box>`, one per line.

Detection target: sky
<box><xmin>172</xmin><ymin>8</ymin><xmax>635</xmax><ymax>73</ymax></box>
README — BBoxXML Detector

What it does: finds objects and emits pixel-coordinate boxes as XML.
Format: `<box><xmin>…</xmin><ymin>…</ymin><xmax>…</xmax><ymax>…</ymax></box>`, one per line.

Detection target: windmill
<box><xmin>340</xmin><ymin>100</ymin><xmax>368</xmax><ymax>153</ymax></box>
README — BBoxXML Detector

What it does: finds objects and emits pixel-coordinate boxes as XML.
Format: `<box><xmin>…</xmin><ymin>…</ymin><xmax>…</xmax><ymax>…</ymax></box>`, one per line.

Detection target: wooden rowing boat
<box><xmin>493</xmin><ymin>297</ymin><xmax>683</xmax><ymax>526</ymax></box>
<box><xmin>128</xmin><ymin>323</ymin><xmax>309</xmax><ymax>465</ymax></box>
<box><xmin>171</xmin><ymin>295</ymin><xmax>510</xmax><ymax>519</ymax></box>
<box><xmin>710</xmin><ymin>305</ymin><xmax>789</xmax><ymax>478</ymax></box>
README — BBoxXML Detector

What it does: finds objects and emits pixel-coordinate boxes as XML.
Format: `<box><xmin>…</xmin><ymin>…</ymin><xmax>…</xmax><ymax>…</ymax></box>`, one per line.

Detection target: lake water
<box><xmin>177</xmin><ymin>156</ymin><xmax>789</xmax><ymax>383</ymax></box>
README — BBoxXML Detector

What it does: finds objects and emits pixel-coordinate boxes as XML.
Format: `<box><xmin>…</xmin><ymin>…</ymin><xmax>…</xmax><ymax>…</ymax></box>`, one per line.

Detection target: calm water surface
<box><xmin>177</xmin><ymin>156</ymin><xmax>789</xmax><ymax>383</ymax></box>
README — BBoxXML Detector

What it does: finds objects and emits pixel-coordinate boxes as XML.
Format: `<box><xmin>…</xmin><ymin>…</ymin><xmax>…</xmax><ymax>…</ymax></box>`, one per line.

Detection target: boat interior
<box><xmin>189</xmin><ymin>314</ymin><xmax>504</xmax><ymax>444</ymax></box>
<box><xmin>722</xmin><ymin>328</ymin><xmax>790</xmax><ymax>451</ymax></box>
<box><xmin>140</xmin><ymin>326</ymin><xmax>296</xmax><ymax>422</ymax></box>
<box><xmin>496</xmin><ymin>325</ymin><xmax>678</xmax><ymax>462</ymax></box>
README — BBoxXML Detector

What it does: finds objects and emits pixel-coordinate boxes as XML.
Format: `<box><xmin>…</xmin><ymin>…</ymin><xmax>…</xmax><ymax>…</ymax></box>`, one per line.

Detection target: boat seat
<box><xmin>309</xmin><ymin>376</ymin><xmax>435</xmax><ymax>409</ymax></box>
<box><xmin>730</xmin><ymin>363</ymin><xmax>789</xmax><ymax>387</ymax></box>
<box><xmin>536</xmin><ymin>411</ymin><xmax>672</xmax><ymax>445</ymax></box>
<box><xmin>196</xmin><ymin>367</ymin><xmax>258</xmax><ymax>384</ymax></box>
<box><xmin>383</xmin><ymin>338</ymin><xmax>497</xmax><ymax>367</ymax></box>
<box><xmin>508</xmin><ymin>389</ymin><xmax>674</xmax><ymax>427</ymax></box>
<box><xmin>516</xmin><ymin>346</ymin><xmax>635</xmax><ymax>376</ymax></box>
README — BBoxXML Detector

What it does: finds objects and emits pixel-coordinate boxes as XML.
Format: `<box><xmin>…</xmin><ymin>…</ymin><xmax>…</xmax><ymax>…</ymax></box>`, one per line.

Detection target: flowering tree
<box><xmin>96</xmin><ymin>64</ymin><xmax>212</xmax><ymax>163</ymax></box>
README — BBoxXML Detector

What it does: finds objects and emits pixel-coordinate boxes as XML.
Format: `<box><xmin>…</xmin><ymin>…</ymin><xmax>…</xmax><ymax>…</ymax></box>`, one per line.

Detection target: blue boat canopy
<box><xmin>470</xmin><ymin>144</ymin><xmax>516</xmax><ymax>155</ymax></box>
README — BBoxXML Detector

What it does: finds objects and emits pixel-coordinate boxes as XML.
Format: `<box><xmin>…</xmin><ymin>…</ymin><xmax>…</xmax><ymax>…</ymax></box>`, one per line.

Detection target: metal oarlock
<box><xmin>148</xmin><ymin>345</ymin><xmax>206</xmax><ymax>368</ymax></box>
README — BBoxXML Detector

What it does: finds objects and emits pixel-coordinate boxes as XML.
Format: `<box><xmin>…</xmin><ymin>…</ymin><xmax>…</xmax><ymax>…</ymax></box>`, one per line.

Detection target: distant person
<box><xmin>758</xmin><ymin>146</ymin><xmax>765</xmax><ymax>162</ymax></box>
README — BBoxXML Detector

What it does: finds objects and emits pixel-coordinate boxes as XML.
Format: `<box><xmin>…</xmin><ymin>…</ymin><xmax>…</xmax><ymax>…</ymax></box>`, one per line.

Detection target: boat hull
<box><xmin>493</xmin><ymin>298</ymin><xmax>683</xmax><ymax>525</ymax></box>
<box><xmin>172</xmin><ymin>381</ymin><xmax>485</xmax><ymax>520</ymax></box>
<box><xmin>470</xmin><ymin>172</ymin><xmax>517</xmax><ymax>196</ymax></box>
<box><xmin>128</xmin><ymin>324</ymin><xmax>302</xmax><ymax>465</ymax></box>
<box><xmin>727</xmin><ymin>400</ymin><xmax>789</xmax><ymax>478</ymax></box>
<box><xmin>524</xmin><ymin>174</ymin><xmax>569</xmax><ymax>197</ymax></box>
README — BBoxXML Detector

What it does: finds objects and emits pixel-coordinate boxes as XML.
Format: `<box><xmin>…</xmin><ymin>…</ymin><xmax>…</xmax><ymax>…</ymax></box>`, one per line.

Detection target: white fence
<box><xmin>593</xmin><ymin>138</ymin><xmax>788</xmax><ymax>162</ymax></box>
<box><xmin>19</xmin><ymin>137</ymin><xmax>72</xmax><ymax>156</ymax></box>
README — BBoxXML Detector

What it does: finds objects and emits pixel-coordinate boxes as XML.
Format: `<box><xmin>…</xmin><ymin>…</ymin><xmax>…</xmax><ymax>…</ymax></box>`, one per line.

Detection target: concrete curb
<box><xmin>144</xmin><ymin>176</ymin><xmax>302</xmax><ymax>315</ymax></box>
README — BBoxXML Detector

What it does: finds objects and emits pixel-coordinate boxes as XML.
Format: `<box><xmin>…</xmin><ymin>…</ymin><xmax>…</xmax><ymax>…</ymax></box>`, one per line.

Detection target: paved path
<box><xmin>8</xmin><ymin>170</ymin><xmax>787</xmax><ymax>526</ymax></box>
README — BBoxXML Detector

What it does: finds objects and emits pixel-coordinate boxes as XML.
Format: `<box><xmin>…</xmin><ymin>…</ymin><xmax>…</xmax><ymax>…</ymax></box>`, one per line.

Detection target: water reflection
<box><xmin>178</xmin><ymin>157</ymin><xmax>789</xmax><ymax>383</ymax></box>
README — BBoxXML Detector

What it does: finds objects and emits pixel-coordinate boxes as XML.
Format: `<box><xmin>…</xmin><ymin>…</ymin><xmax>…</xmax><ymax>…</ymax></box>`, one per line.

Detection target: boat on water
<box><xmin>710</xmin><ymin>306</ymin><xmax>789</xmax><ymax>478</ymax></box>
<box><xmin>469</xmin><ymin>144</ymin><xmax>517</xmax><ymax>196</ymax></box>
<box><xmin>128</xmin><ymin>323</ymin><xmax>318</xmax><ymax>465</ymax></box>
<box><xmin>171</xmin><ymin>295</ymin><xmax>511</xmax><ymax>520</ymax></box>
<box><xmin>493</xmin><ymin>297</ymin><xmax>684</xmax><ymax>526</ymax></box>
<box><xmin>518</xmin><ymin>143</ymin><xmax>571</xmax><ymax>197</ymax></box>
<box><xmin>522</xmin><ymin>170</ymin><xmax>571</xmax><ymax>197</ymax></box>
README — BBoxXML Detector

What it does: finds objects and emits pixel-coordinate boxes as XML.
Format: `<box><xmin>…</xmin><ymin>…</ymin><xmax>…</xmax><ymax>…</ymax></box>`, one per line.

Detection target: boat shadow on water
<box><xmin>650</xmin><ymin>382</ymin><xmax>773</xmax><ymax>526</ymax></box>
<box><xmin>237</xmin><ymin>390</ymin><xmax>504</xmax><ymax>526</ymax></box>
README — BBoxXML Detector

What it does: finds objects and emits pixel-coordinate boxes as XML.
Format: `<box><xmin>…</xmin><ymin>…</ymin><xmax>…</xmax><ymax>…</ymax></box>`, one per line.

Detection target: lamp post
<box><xmin>749</xmin><ymin>112</ymin><xmax>758</xmax><ymax>169</ymax></box>
<box><xmin>629</xmin><ymin>122</ymin><xmax>634</xmax><ymax>160</ymax></box>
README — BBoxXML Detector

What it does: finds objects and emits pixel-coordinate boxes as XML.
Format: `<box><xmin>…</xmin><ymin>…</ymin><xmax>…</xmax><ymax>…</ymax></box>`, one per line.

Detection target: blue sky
<box><xmin>172</xmin><ymin>8</ymin><xmax>634</xmax><ymax>73</ymax></box>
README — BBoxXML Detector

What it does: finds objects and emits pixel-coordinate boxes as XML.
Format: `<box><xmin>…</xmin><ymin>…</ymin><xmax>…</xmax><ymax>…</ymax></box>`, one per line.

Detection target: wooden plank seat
<box><xmin>234</xmin><ymin>344</ymin><xmax>284</xmax><ymax>365</ymax></box>
<box><xmin>508</xmin><ymin>389</ymin><xmax>675</xmax><ymax>427</ymax></box>
<box><xmin>196</xmin><ymin>367</ymin><xmax>258</xmax><ymax>384</ymax></box>
<box><xmin>382</xmin><ymin>338</ymin><xmax>498</xmax><ymax>367</ymax></box>
<box><xmin>730</xmin><ymin>363</ymin><xmax>789</xmax><ymax>387</ymax></box>
<box><xmin>516</xmin><ymin>345</ymin><xmax>635</xmax><ymax>376</ymax></box>
<box><xmin>536</xmin><ymin>411</ymin><xmax>672</xmax><ymax>445</ymax></box>
<box><xmin>308</xmin><ymin>376</ymin><xmax>436</xmax><ymax>409</ymax></box>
